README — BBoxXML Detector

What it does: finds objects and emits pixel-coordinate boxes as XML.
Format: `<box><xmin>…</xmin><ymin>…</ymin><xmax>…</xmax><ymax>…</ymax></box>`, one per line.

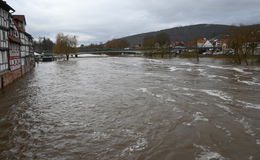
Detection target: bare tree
<box><xmin>54</xmin><ymin>33</ymin><xmax>78</xmax><ymax>60</ymax></box>
<box><xmin>143</xmin><ymin>36</ymin><xmax>156</xmax><ymax>49</ymax></box>
<box><xmin>229</xmin><ymin>25</ymin><xmax>260</xmax><ymax>65</ymax></box>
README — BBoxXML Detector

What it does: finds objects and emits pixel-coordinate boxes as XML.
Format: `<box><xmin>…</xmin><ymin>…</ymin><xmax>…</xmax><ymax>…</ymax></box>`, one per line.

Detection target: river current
<box><xmin>0</xmin><ymin>57</ymin><xmax>260</xmax><ymax>160</ymax></box>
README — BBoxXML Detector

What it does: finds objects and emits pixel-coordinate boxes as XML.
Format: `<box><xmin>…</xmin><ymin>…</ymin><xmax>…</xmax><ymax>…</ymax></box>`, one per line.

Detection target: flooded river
<box><xmin>0</xmin><ymin>57</ymin><xmax>260</xmax><ymax>160</ymax></box>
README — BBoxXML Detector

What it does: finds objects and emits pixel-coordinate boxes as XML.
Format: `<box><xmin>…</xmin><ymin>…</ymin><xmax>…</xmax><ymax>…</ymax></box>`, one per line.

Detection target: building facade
<box><xmin>13</xmin><ymin>15</ymin><xmax>34</xmax><ymax>74</ymax></box>
<box><xmin>0</xmin><ymin>1</ymin><xmax>13</xmax><ymax>74</ymax></box>
<box><xmin>0</xmin><ymin>0</ymin><xmax>34</xmax><ymax>89</ymax></box>
<box><xmin>9</xmin><ymin>16</ymin><xmax>21</xmax><ymax>71</ymax></box>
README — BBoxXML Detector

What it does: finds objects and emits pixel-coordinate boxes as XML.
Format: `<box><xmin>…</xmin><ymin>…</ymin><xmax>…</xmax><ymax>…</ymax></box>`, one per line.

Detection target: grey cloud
<box><xmin>6</xmin><ymin>0</ymin><xmax>260</xmax><ymax>44</ymax></box>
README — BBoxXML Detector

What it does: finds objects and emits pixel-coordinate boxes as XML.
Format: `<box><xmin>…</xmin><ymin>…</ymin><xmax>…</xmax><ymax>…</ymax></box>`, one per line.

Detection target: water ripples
<box><xmin>0</xmin><ymin>57</ymin><xmax>259</xmax><ymax>159</ymax></box>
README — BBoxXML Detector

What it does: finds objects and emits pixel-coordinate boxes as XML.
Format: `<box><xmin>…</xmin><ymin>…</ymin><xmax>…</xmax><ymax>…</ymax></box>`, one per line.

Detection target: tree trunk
<box><xmin>244</xmin><ymin>54</ymin><xmax>248</xmax><ymax>65</ymax></box>
<box><xmin>237</xmin><ymin>54</ymin><xmax>241</xmax><ymax>65</ymax></box>
<box><xmin>66</xmin><ymin>54</ymin><xmax>69</xmax><ymax>60</ymax></box>
<box><xmin>196</xmin><ymin>49</ymin><xmax>199</xmax><ymax>62</ymax></box>
<box><xmin>244</xmin><ymin>48</ymin><xmax>249</xmax><ymax>66</ymax></box>
<box><xmin>252</xmin><ymin>47</ymin><xmax>255</xmax><ymax>55</ymax></box>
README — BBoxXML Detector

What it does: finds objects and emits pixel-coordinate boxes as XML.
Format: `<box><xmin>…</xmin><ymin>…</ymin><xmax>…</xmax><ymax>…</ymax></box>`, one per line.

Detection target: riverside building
<box><xmin>0</xmin><ymin>0</ymin><xmax>34</xmax><ymax>89</ymax></box>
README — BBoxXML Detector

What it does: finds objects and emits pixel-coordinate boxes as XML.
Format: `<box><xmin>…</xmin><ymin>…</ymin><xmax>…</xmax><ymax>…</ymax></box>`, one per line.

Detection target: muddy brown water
<box><xmin>0</xmin><ymin>57</ymin><xmax>260</xmax><ymax>160</ymax></box>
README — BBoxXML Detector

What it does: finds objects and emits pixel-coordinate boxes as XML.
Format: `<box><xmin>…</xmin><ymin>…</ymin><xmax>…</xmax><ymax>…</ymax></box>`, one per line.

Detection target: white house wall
<box><xmin>0</xmin><ymin>8</ymin><xmax>10</xmax><ymax>29</ymax></box>
<box><xmin>0</xmin><ymin>7</ymin><xmax>9</xmax><ymax>72</ymax></box>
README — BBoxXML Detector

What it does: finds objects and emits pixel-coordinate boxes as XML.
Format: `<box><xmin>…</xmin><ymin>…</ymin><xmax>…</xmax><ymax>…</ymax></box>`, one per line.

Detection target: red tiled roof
<box><xmin>14</xmin><ymin>22</ymin><xmax>25</xmax><ymax>32</ymax></box>
<box><xmin>12</xmin><ymin>15</ymin><xmax>27</xmax><ymax>32</ymax></box>
<box><xmin>186</xmin><ymin>41</ymin><xmax>197</xmax><ymax>46</ymax></box>
<box><xmin>12</xmin><ymin>15</ymin><xmax>26</xmax><ymax>25</ymax></box>
<box><xmin>197</xmin><ymin>39</ymin><xmax>207</xmax><ymax>43</ymax></box>
<box><xmin>176</xmin><ymin>41</ymin><xmax>184</xmax><ymax>45</ymax></box>
<box><xmin>12</xmin><ymin>16</ymin><xmax>25</xmax><ymax>32</ymax></box>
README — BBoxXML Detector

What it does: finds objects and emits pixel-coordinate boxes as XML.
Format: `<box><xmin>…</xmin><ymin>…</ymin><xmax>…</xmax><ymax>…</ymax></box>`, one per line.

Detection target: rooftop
<box><xmin>0</xmin><ymin>0</ymin><xmax>15</xmax><ymax>12</ymax></box>
<box><xmin>12</xmin><ymin>15</ymin><xmax>27</xmax><ymax>25</ymax></box>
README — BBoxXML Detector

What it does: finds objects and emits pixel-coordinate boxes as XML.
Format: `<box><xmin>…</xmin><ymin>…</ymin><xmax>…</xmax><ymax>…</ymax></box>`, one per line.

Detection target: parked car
<box><xmin>213</xmin><ymin>51</ymin><xmax>224</xmax><ymax>55</ymax></box>
<box><xmin>202</xmin><ymin>51</ymin><xmax>212</xmax><ymax>55</ymax></box>
<box><xmin>225</xmin><ymin>50</ymin><xmax>235</xmax><ymax>55</ymax></box>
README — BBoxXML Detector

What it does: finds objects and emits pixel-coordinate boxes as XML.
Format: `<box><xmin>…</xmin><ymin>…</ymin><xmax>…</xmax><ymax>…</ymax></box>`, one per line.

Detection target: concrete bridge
<box><xmin>77</xmin><ymin>46</ymin><xmax>222</xmax><ymax>54</ymax></box>
<box><xmin>77</xmin><ymin>50</ymin><xmax>145</xmax><ymax>55</ymax></box>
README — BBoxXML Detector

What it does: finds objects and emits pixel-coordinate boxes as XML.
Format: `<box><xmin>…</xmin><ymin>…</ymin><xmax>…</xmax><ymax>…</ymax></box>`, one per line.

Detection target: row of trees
<box><xmin>33</xmin><ymin>25</ymin><xmax>259</xmax><ymax>63</ymax></box>
<box><xmin>105</xmin><ymin>39</ymin><xmax>129</xmax><ymax>48</ymax></box>
<box><xmin>33</xmin><ymin>33</ymin><xmax>78</xmax><ymax>61</ymax></box>
<box><xmin>80</xmin><ymin>43</ymin><xmax>104</xmax><ymax>49</ymax></box>
<box><xmin>33</xmin><ymin>37</ymin><xmax>55</xmax><ymax>54</ymax></box>
<box><xmin>228</xmin><ymin>25</ymin><xmax>260</xmax><ymax>65</ymax></box>
<box><xmin>143</xmin><ymin>33</ymin><xmax>170</xmax><ymax>48</ymax></box>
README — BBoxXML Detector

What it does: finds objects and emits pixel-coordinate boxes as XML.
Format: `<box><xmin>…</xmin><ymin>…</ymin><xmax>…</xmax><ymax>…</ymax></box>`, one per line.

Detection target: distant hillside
<box><xmin>121</xmin><ymin>24</ymin><xmax>231</xmax><ymax>46</ymax></box>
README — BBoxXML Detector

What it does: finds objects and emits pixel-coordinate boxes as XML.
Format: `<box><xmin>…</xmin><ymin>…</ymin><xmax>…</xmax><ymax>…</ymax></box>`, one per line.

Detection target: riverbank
<box><xmin>140</xmin><ymin>50</ymin><xmax>260</xmax><ymax>65</ymax></box>
<box><xmin>0</xmin><ymin>63</ymin><xmax>35</xmax><ymax>90</ymax></box>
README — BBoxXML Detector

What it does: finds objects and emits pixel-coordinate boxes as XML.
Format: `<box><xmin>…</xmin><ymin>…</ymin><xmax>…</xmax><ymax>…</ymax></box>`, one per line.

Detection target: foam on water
<box><xmin>172</xmin><ymin>106</ymin><xmax>182</xmax><ymax>113</ymax></box>
<box><xmin>121</xmin><ymin>138</ymin><xmax>148</xmax><ymax>155</ymax></box>
<box><xmin>186</xmin><ymin>68</ymin><xmax>193</xmax><ymax>72</ymax></box>
<box><xmin>216</xmin><ymin>104</ymin><xmax>233</xmax><ymax>114</ymax></box>
<box><xmin>169</xmin><ymin>66</ymin><xmax>193</xmax><ymax>72</ymax></box>
<box><xmin>147</xmin><ymin>59</ymin><xmax>163</xmax><ymax>63</ymax></box>
<box><xmin>182</xmin><ymin>122</ymin><xmax>192</xmax><ymax>126</ymax></box>
<box><xmin>196</xmin><ymin>151</ymin><xmax>226</xmax><ymax>160</ymax></box>
<box><xmin>193</xmin><ymin>112</ymin><xmax>209</xmax><ymax>122</ymax></box>
<box><xmin>179</xmin><ymin>62</ymin><xmax>201</xmax><ymax>67</ymax></box>
<box><xmin>207</xmin><ymin>65</ymin><xmax>226</xmax><ymax>70</ymax></box>
<box><xmin>249</xmin><ymin>156</ymin><xmax>254</xmax><ymax>160</ymax></box>
<box><xmin>169</xmin><ymin>66</ymin><xmax>178</xmax><ymax>72</ymax></box>
<box><xmin>207</xmin><ymin>75</ymin><xmax>229</xmax><ymax>80</ymax></box>
<box><xmin>204</xmin><ymin>64</ymin><xmax>253</xmax><ymax>75</ymax></box>
<box><xmin>183</xmin><ymin>112</ymin><xmax>209</xmax><ymax>126</ymax></box>
<box><xmin>172</xmin><ymin>86</ymin><xmax>192</xmax><ymax>91</ymax></box>
<box><xmin>129</xmin><ymin>138</ymin><xmax>147</xmax><ymax>152</ymax></box>
<box><xmin>237</xmin><ymin>100</ymin><xmax>260</xmax><ymax>110</ymax></box>
<box><xmin>194</xmin><ymin>144</ymin><xmax>227</xmax><ymax>160</ymax></box>
<box><xmin>215</xmin><ymin>124</ymin><xmax>232</xmax><ymax>137</ymax></box>
<box><xmin>198</xmin><ymin>69</ymin><xmax>229</xmax><ymax>80</ymax></box>
<box><xmin>235</xmin><ymin>117</ymin><xmax>256</xmax><ymax>136</ymax></box>
<box><xmin>155</xmin><ymin>94</ymin><xmax>163</xmax><ymax>98</ymax></box>
<box><xmin>166</xmin><ymin>98</ymin><xmax>176</xmax><ymax>102</ymax></box>
<box><xmin>91</xmin><ymin>131</ymin><xmax>110</xmax><ymax>141</ymax></box>
<box><xmin>137</xmin><ymin>88</ymin><xmax>148</xmax><ymax>93</ymax></box>
<box><xmin>200</xmin><ymin>90</ymin><xmax>232</xmax><ymax>101</ymax></box>
<box><xmin>137</xmin><ymin>88</ymin><xmax>169</xmax><ymax>102</ymax></box>
<box><xmin>182</xmin><ymin>93</ymin><xmax>195</xmax><ymax>96</ymax></box>
<box><xmin>192</xmin><ymin>102</ymin><xmax>208</xmax><ymax>106</ymax></box>
<box><xmin>232</xmin><ymin>68</ymin><xmax>253</xmax><ymax>74</ymax></box>
<box><xmin>197</xmin><ymin>68</ymin><xmax>205</xmax><ymax>72</ymax></box>
<box><xmin>238</xmin><ymin>80</ymin><xmax>260</xmax><ymax>86</ymax></box>
<box><xmin>256</xmin><ymin>140</ymin><xmax>260</xmax><ymax>145</ymax></box>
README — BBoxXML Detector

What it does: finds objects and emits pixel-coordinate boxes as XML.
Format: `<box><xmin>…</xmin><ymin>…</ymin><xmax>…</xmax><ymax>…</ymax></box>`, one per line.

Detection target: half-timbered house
<box><xmin>9</xmin><ymin>16</ymin><xmax>21</xmax><ymax>71</ymax></box>
<box><xmin>0</xmin><ymin>0</ymin><xmax>14</xmax><ymax>73</ymax></box>
<box><xmin>0</xmin><ymin>0</ymin><xmax>34</xmax><ymax>89</ymax></box>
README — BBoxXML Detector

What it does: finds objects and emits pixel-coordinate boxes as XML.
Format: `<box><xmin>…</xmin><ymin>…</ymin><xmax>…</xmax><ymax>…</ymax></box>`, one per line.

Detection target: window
<box><xmin>0</xmin><ymin>8</ymin><xmax>9</xmax><ymax>28</ymax></box>
<box><xmin>0</xmin><ymin>50</ymin><xmax>8</xmax><ymax>72</ymax></box>
<box><xmin>0</xmin><ymin>30</ymin><xmax>8</xmax><ymax>48</ymax></box>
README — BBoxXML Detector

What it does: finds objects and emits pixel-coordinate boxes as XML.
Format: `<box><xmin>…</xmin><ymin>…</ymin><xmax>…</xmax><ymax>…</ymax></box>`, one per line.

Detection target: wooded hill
<box><xmin>120</xmin><ymin>24</ymin><xmax>259</xmax><ymax>46</ymax></box>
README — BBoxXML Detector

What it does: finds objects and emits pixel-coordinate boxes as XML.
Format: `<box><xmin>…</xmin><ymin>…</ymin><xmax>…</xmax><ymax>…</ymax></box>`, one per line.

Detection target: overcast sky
<box><xmin>6</xmin><ymin>0</ymin><xmax>260</xmax><ymax>44</ymax></box>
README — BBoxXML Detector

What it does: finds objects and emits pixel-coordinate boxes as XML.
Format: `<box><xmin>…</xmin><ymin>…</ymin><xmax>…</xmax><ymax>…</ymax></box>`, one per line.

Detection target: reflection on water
<box><xmin>0</xmin><ymin>57</ymin><xmax>260</xmax><ymax>160</ymax></box>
